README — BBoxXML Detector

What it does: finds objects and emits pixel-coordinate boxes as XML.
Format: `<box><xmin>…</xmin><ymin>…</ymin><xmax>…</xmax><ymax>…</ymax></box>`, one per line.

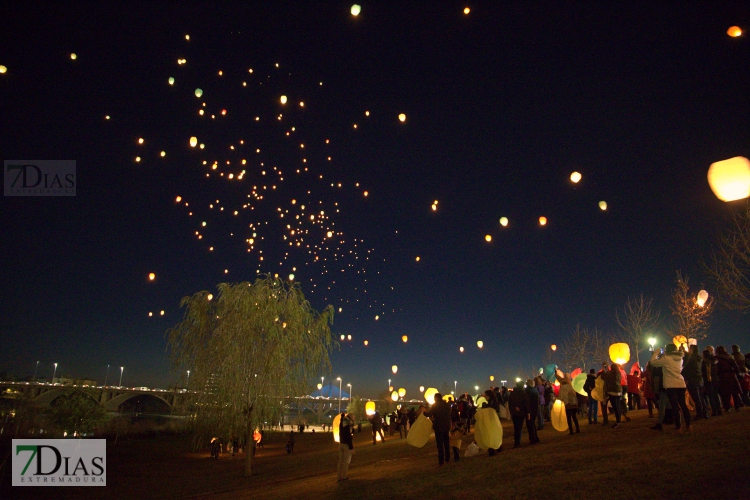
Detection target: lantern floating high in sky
<box><xmin>570</xmin><ymin>171</ymin><xmax>582</xmax><ymax>183</ymax></box>
<box><xmin>707</xmin><ymin>157</ymin><xmax>750</xmax><ymax>202</ymax></box>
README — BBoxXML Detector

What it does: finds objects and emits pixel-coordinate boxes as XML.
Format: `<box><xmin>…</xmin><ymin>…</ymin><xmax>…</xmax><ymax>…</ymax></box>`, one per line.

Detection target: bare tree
<box><xmin>707</xmin><ymin>204</ymin><xmax>750</xmax><ymax>311</ymax></box>
<box><xmin>616</xmin><ymin>294</ymin><xmax>661</xmax><ymax>368</ymax></box>
<box><xmin>670</xmin><ymin>271</ymin><xmax>714</xmax><ymax>343</ymax></box>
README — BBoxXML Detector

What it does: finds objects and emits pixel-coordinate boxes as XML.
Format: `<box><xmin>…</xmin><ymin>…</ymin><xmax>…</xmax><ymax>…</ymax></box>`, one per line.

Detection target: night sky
<box><xmin>2</xmin><ymin>2</ymin><xmax>749</xmax><ymax>400</ymax></box>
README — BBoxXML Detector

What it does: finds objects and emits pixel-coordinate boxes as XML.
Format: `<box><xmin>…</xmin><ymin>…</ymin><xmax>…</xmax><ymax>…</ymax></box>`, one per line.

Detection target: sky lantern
<box><xmin>194</xmin><ymin>88</ymin><xmax>203</xmax><ymax>98</ymax></box>
<box><xmin>424</xmin><ymin>387</ymin><xmax>439</xmax><ymax>405</ymax></box>
<box><xmin>365</xmin><ymin>401</ymin><xmax>376</xmax><ymax>416</ymax></box>
<box><xmin>485</xmin><ymin>235</ymin><xmax>492</xmax><ymax>242</ymax></box>
<box><xmin>599</xmin><ymin>201</ymin><xmax>607</xmax><ymax>211</ymax></box>
<box><xmin>391</xmin><ymin>391</ymin><xmax>399</xmax><ymax>402</ymax></box>
<box><xmin>0</xmin><ymin>65</ymin><xmax>6</xmax><ymax>74</ymax></box>
<box><xmin>398</xmin><ymin>113</ymin><xmax>406</xmax><ymax>122</ymax></box>
<box><xmin>398</xmin><ymin>388</ymin><xmax>406</xmax><ymax>398</ymax></box>
<box><xmin>539</xmin><ymin>216</ymin><xmax>547</xmax><ymax>226</ymax></box>
<box><xmin>609</xmin><ymin>342</ymin><xmax>630</xmax><ymax>365</ymax></box>
<box><xmin>459</xmin><ymin>346</ymin><xmax>464</xmax><ymax>352</ymax></box>
<box><xmin>570</xmin><ymin>171</ymin><xmax>582</xmax><ymax>183</ymax></box>
<box><xmin>696</xmin><ymin>290</ymin><xmax>709</xmax><ymax>307</ymax></box>
<box><xmin>499</xmin><ymin>217</ymin><xmax>508</xmax><ymax>227</ymax></box>
<box><xmin>673</xmin><ymin>335</ymin><xmax>687</xmax><ymax>348</ymax></box>
<box><xmin>280</xmin><ymin>95</ymin><xmax>288</xmax><ymax>104</ymax></box>
<box><xmin>727</xmin><ymin>26</ymin><xmax>742</xmax><ymax>37</ymax></box>
<box><xmin>350</xmin><ymin>4</ymin><xmax>361</xmax><ymax>16</ymax></box>
<box><xmin>148</xmin><ymin>273</ymin><xmax>155</xmax><ymax>281</ymax></box>
<box><xmin>391</xmin><ymin>365</ymin><xmax>398</xmax><ymax>374</ymax></box>
<box><xmin>419</xmin><ymin>386</ymin><xmax>425</xmax><ymax>393</ymax></box>
<box><xmin>168</xmin><ymin>77</ymin><xmax>174</xmax><ymax>85</ymax></box>
<box><xmin>189</xmin><ymin>136</ymin><xmax>198</xmax><ymax>148</ymax></box>
<box><xmin>707</xmin><ymin>157</ymin><xmax>750</xmax><ymax>202</ymax></box>
<box><xmin>402</xmin><ymin>335</ymin><xmax>408</xmax><ymax>343</ymax></box>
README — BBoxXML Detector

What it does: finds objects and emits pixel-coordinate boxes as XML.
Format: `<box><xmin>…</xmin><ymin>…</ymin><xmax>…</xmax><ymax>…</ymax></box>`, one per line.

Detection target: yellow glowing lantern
<box><xmin>550</xmin><ymin>400</ymin><xmax>568</xmax><ymax>432</ymax></box>
<box><xmin>194</xmin><ymin>88</ymin><xmax>203</xmax><ymax>98</ymax></box>
<box><xmin>402</xmin><ymin>335</ymin><xmax>408</xmax><ymax>343</ymax></box>
<box><xmin>708</xmin><ymin>157</ymin><xmax>750</xmax><ymax>202</ymax></box>
<box><xmin>332</xmin><ymin>413</ymin><xmax>341</xmax><ymax>443</ymax></box>
<box><xmin>419</xmin><ymin>386</ymin><xmax>425</xmax><ymax>392</ymax></box>
<box><xmin>391</xmin><ymin>390</ymin><xmax>399</xmax><ymax>402</ymax></box>
<box><xmin>673</xmin><ymin>335</ymin><xmax>687</xmax><ymax>348</ymax></box>
<box><xmin>609</xmin><ymin>342</ymin><xmax>630</xmax><ymax>365</ymax></box>
<box><xmin>727</xmin><ymin>26</ymin><xmax>742</xmax><ymax>37</ymax></box>
<box><xmin>398</xmin><ymin>113</ymin><xmax>406</xmax><ymax>122</ymax></box>
<box><xmin>477</xmin><ymin>340</ymin><xmax>483</xmax><ymax>349</ymax></box>
<box><xmin>424</xmin><ymin>387</ymin><xmax>439</xmax><ymax>405</ymax></box>
<box><xmin>551</xmin><ymin>344</ymin><xmax>557</xmax><ymax>351</ymax></box>
<box><xmin>148</xmin><ymin>273</ymin><xmax>155</xmax><ymax>281</ymax></box>
<box><xmin>351</xmin><ymin>4</ymin><xmax>361</xmax><ymax>16</ymax></box>
<box><xmin>280</xmin><ymin>95</ymin><xmax>287</xmax><ymax>104</ymax></box>
<box><xmin>392</xmin><ymin>365</ymin><xmax>398</xmax><ymax>374</ymax></box>
<box><xmin>0</xmin><ymin>65</ymin><xmax>6</xmax><ymax>74</ymax></box>
<box><xmin>485</xmin><ymin>235</ymin><xmax>492</xmax><ymax>242</ymax></box>
<box><xmin>459</xmin><ymin>346</ymin><xmax>464</xmax><ymax>352</ymax></box>
<box><xmin>599</xmin><ymin>201</ymin><xmax>607</xmax><ymax>211</ymax></box>
<box><xmin>499</xmin><ymin>217</ymin><xmax>508</xmax><ymax>227</ymax></box>
<box><xmin>539</xmin><ymin>216</ymin><xmax>547</xmax><ymax>226</ymax></box>
<box><xmin>189</xmin><ymin>136</ymin><xmax>198</xmax><ymax>148</ymax></box>
<box><xmin>365</xmin><ymin>401</ymin><xmax>376</xmax><ymax>416</ymax></box>
<box><xmin>696</xmin><ymin>290</ymin><xmax>709</xmax><ymax>307</ymax></box>
<box><xmin>398</xmin><ymin>388</ymin><xmax>406</xmax><ymax>398</ymax></box>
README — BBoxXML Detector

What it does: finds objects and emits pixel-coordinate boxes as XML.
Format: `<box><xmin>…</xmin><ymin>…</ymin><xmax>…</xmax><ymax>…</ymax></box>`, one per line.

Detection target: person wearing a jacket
<box><xmin>682</xmin><ymin>344</ymin><xmax>707</xmax><ymax>419</ymax></box>
<box><xmin>716</xmin><ymin>346</ymin><xmax>744</xmax><ymax>412</ymax></box>
<box><xmin>558</xmin><ymin>374</ymin><xmax>580</xmax><ymax>434</ymax></box>
<box><xmin>600</xmin><ymin>363</ymin><xmax>624</xmax><ymax>428</ymax></box>
<box><xmin>583</xmin><ymin>369</ymin><xmax>598</xmax><ymax>424</ymax></box>
<box><xmin>424</xmin><ymin>392</ymin><xmax>452</xmax><ymax>465</ymax></box>
<box><xmin>702</xmin><ymin>347</ymin><xmax>722</xmax><ymax>416</ymax></box>
<box><xmin>337</xmin><ymin>412</ymin><xmax>354</xmax><ymax>481</ymax></box>
<box><xmin>508</xmin><ymin>380</ymin><xmax>531</xmax><ymax>448</ymax></box>
<box><xmin>650</xmin><ymin>344</ymin><xmax>691</xmax><ymax>431</ymax></box>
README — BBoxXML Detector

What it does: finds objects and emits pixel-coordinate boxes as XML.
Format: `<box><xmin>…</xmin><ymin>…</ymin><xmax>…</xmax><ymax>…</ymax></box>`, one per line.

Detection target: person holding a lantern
<box><xmin>650</xmin><ymin>344</ymin><xmax>692</xmax><ymax>431</ymax></box>
<box><xmin>336</xmin><ymin>412</ymin><xmax>354</xmax><ymax>482</ymax></box>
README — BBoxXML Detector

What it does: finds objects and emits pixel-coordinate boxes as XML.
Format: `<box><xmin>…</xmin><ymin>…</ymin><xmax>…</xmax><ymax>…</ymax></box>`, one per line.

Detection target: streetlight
<box><xmin>119</xmin><ymin>366</ymin><xmax>124</xmax><ymax>387</ymax></box>
<box><xmin>648</xmin><ymin>338</ymin><xmax>657</xmax><ymax>352</ymax></box>
<box><xmin>33</xmin><ymin>360</ymin><xmax>39</xmax><ymax>381</ymax></box>
<box><xmin>336</xmin><ymin>377</ymin><xmax>343</xmax><ymax>411</ymax></box>
<box><xmin>52</xmin><ymin>363</ymin><xmax>58</xmax><ymax>384</ymax></box>
<box><xmin>104</xmin><ymin>364</ymin><xmax>110</xmax><ymax>386</ymax></box>
<box><xmin>186</xmin><ymin>370</ymin><xmax>191</xmax><ymax>389</ymax></box>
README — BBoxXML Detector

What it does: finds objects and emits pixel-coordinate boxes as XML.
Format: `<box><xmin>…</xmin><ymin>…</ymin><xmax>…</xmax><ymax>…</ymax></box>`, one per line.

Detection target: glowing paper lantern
<box><xmin>696</xmin><ymin>290</ymin><xmax>709</xmax><ymax>307</ymax></box>
<box><xmin>424</xmin><ymin>388</ymin><xmax>439</xmax><ymax>405</ymax></box>
<box><xmin>406</xmin><ymin>413</ymin><xmax>433</xmax><ymax>448</ymax></box>
<box><xmin>708</xmin><ymin>157</ymin><xmax>750</xmax><ymax>202</ymax></box>
<box><xmin>189</xmin><ymin>136</ymin><xmax>198</xmax><ymax>147</ymax></box>
<box><xmin>499</xmin><ymin>217</ymin><xmax>508</xmax><ymax>227</ymax></box>
<box><xmin>398</xmin><ymin>113</ymin><xmax>406</xmax><ymax>122</ymax></box>
<box><xmin>332</xmin><ymin>413</ymin><xmax>341</xmax><ymax>443</ymax></box>
<box><xmin>550</xmin><ymin>400</ymin><xmax>568</xmax><ymax>432</ymax></box>
<box><xmin>609</xmin><ymin>343</ymin><xmax>630</xmax><ymax>364</ymax></box>
<box><xmin>599</xmin><ymin>201</ymin><xmax>607</xmax><ymax>211</ymax></box>
<box><xmin>398</xmin><ymin>388</ymin><xmax>406</xmax><ymax>398</ymax></box>
<box><xmin>365</xmin><ymin>401</ymin><xmax>376</xmax><ymax>416</ymax></box>
<box><xmin>280</xmin><ymin>95</ymin><xmax>288</xmax><ymax>104</ymax></box>
<box><xmin>477</xmin><ymin>340</ymin><xmax>484</xmax><ymax>349</ymax></box>
<box><xmin>168</xmin><ymin>77</ymin><xmax>174</xmax><ymax>85</ymax></box>
<box><xmin>148</xmin><ymin>273</ymin><xmax>155</xmax><ymax>280</ymax></box>
<box><xmin>673</xmin><ymin>335</ymin><xmax>687</xmax><ymax>348</ymax></box>
<box><xmin>391</xmin><ymin>391</ymin><xmax>399</xmax><ymax>402</ymax></box>
<box><xmin>402</xmin><ymin>335</ymin><xmax>408</xmax><ymax>343</ymax></box>
<box><xmin>570</xmin><ymin>171</ymin><xmax>582</xmax><ymax>183</ymax></box>
<box><xmin>539</xmin><ymin>216</ymin><xmax>547</xmax><ymax>226</ymax></box>
<box><xmin>391</xmin><ymin>365</ymin><xmax>398</xmax><ymax>374</ymax></box>
<box><xmin>194</xmin><ymin>88</ymin><xmax>203</xmax><ymax>98</ymax></box>
<box><xmin>572</xmin><ymin>373</ymin><xmax>588</xmax><ymax>397</ymax></box>
<box><xmin>474</xmin><ymin>408</ymin><xmax>503</xmax><ymax>449</ymax></box>
<box><xmin>727</xmin><ymin>26</ymin><xmax>742</xmax><ymax>37</ymax></box>
<box><xmin>350</xmin><ymin>4</ymin><xmax>361</xmax><ymax>16</ymax></box>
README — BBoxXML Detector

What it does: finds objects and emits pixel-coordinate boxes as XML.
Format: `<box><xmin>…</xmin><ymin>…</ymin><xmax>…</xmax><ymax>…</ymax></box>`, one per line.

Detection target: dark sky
<box><xmin>2</xmin><ymin>2</ymin><xmax>749</xmax><ymax>399</ymax></box>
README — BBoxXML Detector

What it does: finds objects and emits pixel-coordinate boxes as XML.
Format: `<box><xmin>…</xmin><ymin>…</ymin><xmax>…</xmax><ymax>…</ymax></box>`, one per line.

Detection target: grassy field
<box><xmin>3</xmin><ymin>408</ymin><xmax>750</xmax><ymax>500</ymax></box>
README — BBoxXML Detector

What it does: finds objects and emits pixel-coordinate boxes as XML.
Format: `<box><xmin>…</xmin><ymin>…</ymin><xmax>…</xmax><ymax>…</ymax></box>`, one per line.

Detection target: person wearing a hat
<box><xmin>650</xmin><ymin>344</ymin><xmax>691</xmax><ymax>432</ymax></box>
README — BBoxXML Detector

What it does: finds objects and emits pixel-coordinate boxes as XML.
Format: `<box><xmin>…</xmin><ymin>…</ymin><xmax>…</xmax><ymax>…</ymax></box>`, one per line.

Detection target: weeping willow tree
<box><xmin>167</xmin><ymin>276</ymin><xmax>335</xmax><ymax>476</ymax></box>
